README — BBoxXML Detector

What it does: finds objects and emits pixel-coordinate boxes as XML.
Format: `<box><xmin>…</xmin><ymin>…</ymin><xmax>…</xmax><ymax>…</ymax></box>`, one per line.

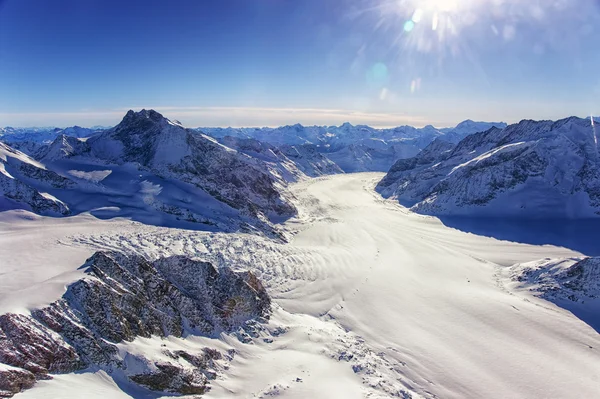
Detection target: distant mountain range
<box><xmin>3</xmin><ymin>110</ymin><xmax>597</xmax><ymax>228</ymax></box>
<box><xmin>198</xmin><ymin>120</ymin><xmax>507</xmax><ymax>173</ymax></box>
<box><xmin>1</xmin><ymin>119</ymin><xmax>507</xmax><ymax>174</ymax></box>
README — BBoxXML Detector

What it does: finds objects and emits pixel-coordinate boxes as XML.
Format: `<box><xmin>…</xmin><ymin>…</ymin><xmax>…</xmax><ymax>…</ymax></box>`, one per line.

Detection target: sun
<box><xmin>424</xmin><ymin>0</ymin><xmax>461</xmax><ymax>12</ymax></box>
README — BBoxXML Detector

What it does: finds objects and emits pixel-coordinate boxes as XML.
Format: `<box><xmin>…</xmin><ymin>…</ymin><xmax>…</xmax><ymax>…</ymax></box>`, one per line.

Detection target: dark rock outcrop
<box><xmin>0</xmin><ymin>366</ymin><xmax>36</xmax><ymax>398</ymax></box>
<box><xmin>0</xmin><ymin>251</ymin><xmax>271</xmax><ymax>397</ymax></box>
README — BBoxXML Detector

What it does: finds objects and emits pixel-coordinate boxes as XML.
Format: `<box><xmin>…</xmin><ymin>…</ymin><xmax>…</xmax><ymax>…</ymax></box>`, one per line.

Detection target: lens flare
<box><xmin>368</xmin><ymin>0</ymin><xmax>483</xmax><ymax>60</ymax></box>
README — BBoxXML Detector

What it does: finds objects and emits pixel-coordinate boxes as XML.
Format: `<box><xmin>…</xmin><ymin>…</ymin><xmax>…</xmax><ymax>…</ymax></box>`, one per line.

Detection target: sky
<box><xmin>0</xmin><ymin>0</ymin><xmax>599</xmax><ymax>128</ymax></box>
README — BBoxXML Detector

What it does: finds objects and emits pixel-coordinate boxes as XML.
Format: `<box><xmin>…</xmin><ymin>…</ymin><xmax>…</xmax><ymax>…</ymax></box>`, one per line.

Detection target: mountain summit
<box><xmin>86</xmin><ymin>110</ymin><xmax>296</xmax><ymax>220</ymax></box>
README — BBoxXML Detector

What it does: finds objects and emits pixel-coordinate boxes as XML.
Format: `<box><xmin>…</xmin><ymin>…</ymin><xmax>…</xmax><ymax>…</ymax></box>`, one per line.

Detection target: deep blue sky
<box><xmin>0</xmin><ymin>0</ymin><xmax>599</xmax><ymax>127</ymax></box>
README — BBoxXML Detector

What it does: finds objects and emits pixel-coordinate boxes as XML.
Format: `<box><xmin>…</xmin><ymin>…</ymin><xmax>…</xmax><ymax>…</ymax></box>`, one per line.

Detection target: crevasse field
<box><xmin>3</xmin><ymin>173</ymin><xmax>598</xmax><ymax>399</ymax></box>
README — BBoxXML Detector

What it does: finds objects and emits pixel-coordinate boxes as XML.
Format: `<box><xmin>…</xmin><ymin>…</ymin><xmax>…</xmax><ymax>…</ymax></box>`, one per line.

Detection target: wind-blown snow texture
<box><xmin>1</xmin><ymin>173</ymin><xmax>600</xmax><ymax>398</ymax></box>
<box><xmin>378</xmin><ymin>117</ymin><xmax>600</xmax><ymax>218</ymax></box>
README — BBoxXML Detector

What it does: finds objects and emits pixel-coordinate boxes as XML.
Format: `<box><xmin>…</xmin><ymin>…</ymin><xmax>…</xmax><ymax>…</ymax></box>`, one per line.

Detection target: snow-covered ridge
<box><xmin>2</xmin><ymin>118</ymin><xmax>507</xmax><ymax>175</ymax></box>
<box><xmin>377</xmin><ymin>116</ymin><xmax>600</xmax><ymax>218</ymax></box>
<box><xmin>0</xmin><ymin>142</ymin><xmax>71</xmax><ymax>215</ymax></box>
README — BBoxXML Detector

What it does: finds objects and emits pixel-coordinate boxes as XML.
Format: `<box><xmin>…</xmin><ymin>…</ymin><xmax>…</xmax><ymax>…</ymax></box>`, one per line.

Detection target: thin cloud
<box><xmin>0</xmin><ymin>107</ymin><xmax>429</xmax><ymax>128</ymax></box>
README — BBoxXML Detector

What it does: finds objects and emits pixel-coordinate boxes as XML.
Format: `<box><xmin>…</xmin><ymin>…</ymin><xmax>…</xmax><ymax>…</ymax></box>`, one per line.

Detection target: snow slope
<box><xmin>2</xmin><ymin>173</ymin><xmax>598</xmax><ymax>398</ymax></box>
<box><xmin>0</xmin><ymin>142</ymin><xmax>71</xmax><ymax>215</ymax></box>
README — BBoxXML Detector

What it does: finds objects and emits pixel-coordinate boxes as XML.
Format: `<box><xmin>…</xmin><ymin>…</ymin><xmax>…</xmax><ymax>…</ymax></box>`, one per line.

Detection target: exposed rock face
<box><xmin>0</xmin><ymin>251</ymin><xmax>271</xmax><ymax>397</ymax></box>
<box><xmin>377</xmin><ymin>117</ymin><xmax>600</xmax><ymax>218</ymax></box>
<box><xmin>130</xmin><ymin>362</ymin><xmax>208</xmax><ymax>395</ymax></box>
<box><xmin>512</xmin><ymin>257</ymin><xmax>600</xmax><ymax>304</ymax></box>
<box><xmin>0</xmin><ymin>365</ymin><xmax>36</xmax><ymax>398</ymax></box>
<box><xmin>0</xmin><ymin>313</ymin><xmax>82</xmax><ymax>376</ymax></box>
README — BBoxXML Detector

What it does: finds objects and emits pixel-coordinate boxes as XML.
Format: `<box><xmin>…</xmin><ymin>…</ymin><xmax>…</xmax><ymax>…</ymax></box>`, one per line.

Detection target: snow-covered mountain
<box><xmin>36</xmin><ymin>134</ymin><xmax>90</xmax><ymax>162</ymax></box>
<box><xmin>85</xmin><ymin>110</ymin><xmax>296</xmax><ymax>220</ymax></box>
<box><xmin>0</xmin><ymin>110</ymin><xmax>299</xmax><ymax>235</ymax></box>
<box><xmin>377</xmin><ymin>117</ymin><xmax>600</xmax><ymax>218</ymax></box>
<box><xmin>509</xmin><ymin>256</ymin><xmax>600</xmax><ymax>331</ymax></box>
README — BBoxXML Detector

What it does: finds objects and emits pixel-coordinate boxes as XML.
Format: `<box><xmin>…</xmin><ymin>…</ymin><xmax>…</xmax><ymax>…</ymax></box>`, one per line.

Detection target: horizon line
<box><xmin>0</xmin><ymin>106</ymin><xmax>593</xmax><ymax>130</ymax></box>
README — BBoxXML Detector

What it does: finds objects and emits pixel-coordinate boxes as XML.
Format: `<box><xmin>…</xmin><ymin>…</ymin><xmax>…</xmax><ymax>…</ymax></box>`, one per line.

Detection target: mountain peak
<box><xmin>455</xmin><ymin>119</ymin><xmax>476</xmax><ymax>127</ymax></box>
<box><xmin>123</xmin><ymin>109</ymin><xmax>166</xmax><ymax>124</ymax></box>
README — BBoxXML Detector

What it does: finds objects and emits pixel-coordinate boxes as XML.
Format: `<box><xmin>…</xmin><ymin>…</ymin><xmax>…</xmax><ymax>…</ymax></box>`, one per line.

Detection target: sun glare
<box><xmin>424</xmin><ymin>0</ymin><xmax>461</xmax><ymax>12</ymax></box>
<box><xmin>374</xmin><ymin>0</ymin><xmax>484</xmax><ymax>56</ymax></box>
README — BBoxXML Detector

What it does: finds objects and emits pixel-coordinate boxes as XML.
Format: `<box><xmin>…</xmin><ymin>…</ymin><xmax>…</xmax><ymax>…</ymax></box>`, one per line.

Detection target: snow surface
<box><xmin>2</xmin><ymin>173</ymin><xmax>600</xmax><ymax>398</ymax></box>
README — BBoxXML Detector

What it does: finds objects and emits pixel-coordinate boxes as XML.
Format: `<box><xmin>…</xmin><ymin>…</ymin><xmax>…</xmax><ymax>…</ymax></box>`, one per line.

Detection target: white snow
<box><xmin>449</xmin><ymin>141</ymin><xmax>528</xmax><ymax>175</ymax></box>
<box><xmin>0</xmin><ymin>142</ymin><xmax>47</xmax><ymax>175</ymax></box>
<box><xmin>17</xmin><ymin>370</ymin><xmax>131</xmax><ymax>399</ymax></box>
<box><xmin>1</xmin><ymin>173</ymin><xmax>599</xmax><ymax>398</ymax></box>
<box><xmin>67</xmin><ymin>169</ymin><xmax>112</xmax><ymax>183</ymax></box>
<box><xmin>0</xmin><ymin>212</ymin><xmax>137</xmax><ymax>314</ymax></box>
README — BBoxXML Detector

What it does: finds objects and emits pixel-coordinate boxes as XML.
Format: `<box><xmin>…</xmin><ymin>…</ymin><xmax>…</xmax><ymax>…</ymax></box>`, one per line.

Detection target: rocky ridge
<box><xmin>377</xmin><ymin>117</ymin><xmax>600</xmax><ymax>218</ymax></box>
<box><xmin>0</xmin><ymin>251</ymin><xmax>271</xmax><ymax>397</ymax></box>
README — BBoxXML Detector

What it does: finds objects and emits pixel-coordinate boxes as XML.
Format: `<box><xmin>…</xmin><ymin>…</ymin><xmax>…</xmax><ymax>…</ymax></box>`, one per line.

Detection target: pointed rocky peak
<box><xmin>38</xmin><ymin>134</ymin><xmax>88</xmax><ymax>161</ymax></box>
<box><xmin>120</xmin><ymin>109</ymin><xmax>169</xmax><ymax>127</ymax></box>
